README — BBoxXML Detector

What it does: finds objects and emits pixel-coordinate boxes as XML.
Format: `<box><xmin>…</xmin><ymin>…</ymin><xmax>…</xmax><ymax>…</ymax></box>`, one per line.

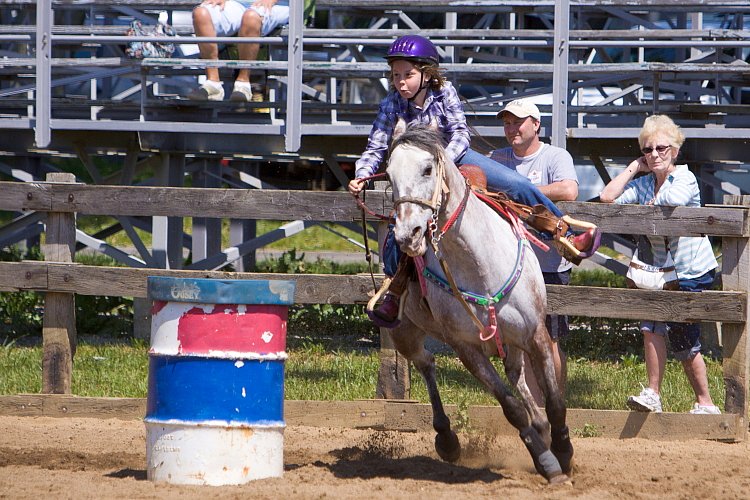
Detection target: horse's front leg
<box><xmin>453</xmin><ymin>342</ymin><xmax>568</xmax><ymax>484</ymax></box>
<box><xmin>388</xmin><ymin>317</ymin><xmax>460</xmax><ymax>463</ymax></box>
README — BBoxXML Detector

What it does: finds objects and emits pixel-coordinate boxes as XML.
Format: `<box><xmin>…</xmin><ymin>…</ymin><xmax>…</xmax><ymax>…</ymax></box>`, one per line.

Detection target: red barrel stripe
<box><xmin>174</xmin><ymin>304</ymin><xmax>288</xmax><ymax>355</ymax></box>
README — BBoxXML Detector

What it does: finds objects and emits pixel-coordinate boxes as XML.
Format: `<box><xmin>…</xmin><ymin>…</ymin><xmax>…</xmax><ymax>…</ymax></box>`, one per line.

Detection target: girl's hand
<box><xmin>348</xmin><ymin>178</ymin><xmax>367</xmax><ymax>195</ymax></box>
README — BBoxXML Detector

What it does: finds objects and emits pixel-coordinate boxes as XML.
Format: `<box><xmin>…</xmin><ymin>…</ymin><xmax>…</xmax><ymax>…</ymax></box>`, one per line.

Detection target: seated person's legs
<box><xmin>188</xmin><ymin>0</ymin><xmax>246</xmax><ymax>100</ymax></box>
<box><xmin>231</xmin><ymin>2</ymin><xmax>290</xmax><ymax>102</ymax></box>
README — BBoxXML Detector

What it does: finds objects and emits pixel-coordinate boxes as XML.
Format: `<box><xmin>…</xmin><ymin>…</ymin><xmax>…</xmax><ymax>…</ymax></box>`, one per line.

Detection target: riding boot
<box><xmin>373</xmin><ymin>255</ymin><xmax>414</xmax><ymax>323</ymax></box>
<box><xmin>523</xmin><ymin>206</ymin><xmax>601</xmax><ymax>265</ymax></box>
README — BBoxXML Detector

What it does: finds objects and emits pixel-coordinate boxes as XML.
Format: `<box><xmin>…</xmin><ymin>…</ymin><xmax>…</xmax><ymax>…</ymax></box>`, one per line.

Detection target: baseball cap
<box><xmin>497</xmin><ymin>99</ymin><xmax>541</xmax><ymax>120</ymax></box>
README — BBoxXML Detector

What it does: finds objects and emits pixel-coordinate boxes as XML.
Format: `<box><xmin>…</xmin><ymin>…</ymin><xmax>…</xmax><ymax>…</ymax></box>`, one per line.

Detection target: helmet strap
<box><xmin>407</xmin><ymin>73</ymin><xmax>430</xmax><ymax>103</ymax></box>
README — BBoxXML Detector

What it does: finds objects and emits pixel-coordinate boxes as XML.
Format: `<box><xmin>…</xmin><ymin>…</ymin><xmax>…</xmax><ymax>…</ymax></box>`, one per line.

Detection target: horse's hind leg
<box><xmin>453</xmin><ymin>343</ymin><xmax>567</xmax><ymax>483</ymax></box>
<box><xmin>388</xmin><ymin>318</ymin><xmax>460</xmax><ymax>463</ymax></box>
<box><xmin>504</xmin><ymin>345</ymin><xmax>551</xmax><ymax>446</ymax></box>
<box><xmin>526</xmin><ymin>324</ymin><xmax>574</xmax><ymax>475</ymax></box>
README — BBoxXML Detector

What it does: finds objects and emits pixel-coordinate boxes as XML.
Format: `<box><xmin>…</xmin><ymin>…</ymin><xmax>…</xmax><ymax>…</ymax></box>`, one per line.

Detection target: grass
<box><xmin>0</xmin><ymin>338</ymin><xmax>725</xmax><ymax>413</ymax></box>
<box><xmin>76</xmin><ymin>216</ymin><xmax>372</xmax><ymax>254</ymax></box>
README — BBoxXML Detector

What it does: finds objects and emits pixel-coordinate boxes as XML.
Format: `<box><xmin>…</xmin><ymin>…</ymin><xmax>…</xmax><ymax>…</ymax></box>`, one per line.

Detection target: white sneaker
<box><xmin>187</xmin><ymin>81</ymin><xmax>224</xmax><ymax>101</ymax></box>
<box><xmin>689</xmin><ymin>403</ymin><xmax>721</xmax><ymax>415</ymax></box>
<box><xmin>627</xmin><ymin>387</ymin><xmax>663</xmax><ymax>413</ymax></box>
<box><xmin>229</xmin><ymin>82</ymin><xmax>253</xmax><ymax>102</ymax></box>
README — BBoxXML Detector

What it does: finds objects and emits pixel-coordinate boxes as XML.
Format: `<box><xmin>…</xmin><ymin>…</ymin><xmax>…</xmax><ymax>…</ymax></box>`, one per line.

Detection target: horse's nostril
<box><xmin>411</xmin><ymin>226</ymin><xmax>422</xmax><ymax>238</ymax></box>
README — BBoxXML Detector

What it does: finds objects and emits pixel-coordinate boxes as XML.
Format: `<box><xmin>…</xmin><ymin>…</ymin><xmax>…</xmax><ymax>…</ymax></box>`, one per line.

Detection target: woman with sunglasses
<box><xmin>600</xmin><ymin>114</ymin><xmax>719</xmax><ymax>415</ymax></box>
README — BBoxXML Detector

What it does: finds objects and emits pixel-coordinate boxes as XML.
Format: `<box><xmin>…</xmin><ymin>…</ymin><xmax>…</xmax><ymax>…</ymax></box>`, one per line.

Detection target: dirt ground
<box><xmin>1</xmin><ymin>415</ymin><xmax>749</xmax><ymax>499</ymax></box>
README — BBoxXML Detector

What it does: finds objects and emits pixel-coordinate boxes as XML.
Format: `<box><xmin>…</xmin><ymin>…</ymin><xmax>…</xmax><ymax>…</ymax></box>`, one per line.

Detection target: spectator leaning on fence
<box><xmin>490</xmin><ymin>99</ymin><xmax>578</xmax><ymax>405</ymax></box>
<box><xmin>187</xmin><ymin>0</ymin><xmax>314</xmax><ymax>102</ymax></box>
<box><xmin>599</xmin><ymin>114</ymin><xmax>720</xmax><ymax>415</ymax></box>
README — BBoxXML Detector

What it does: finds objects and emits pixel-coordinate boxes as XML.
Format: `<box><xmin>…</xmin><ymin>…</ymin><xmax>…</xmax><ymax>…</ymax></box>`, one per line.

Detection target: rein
<box><xmin>350</xmin><ymin>172</ymin><xmax>394</xmax><ymax>292</ymax></box>
<box><xmin>351</xmin><ymin>172</ymin><xmax>394</xmax><ymax>222</ymax></box>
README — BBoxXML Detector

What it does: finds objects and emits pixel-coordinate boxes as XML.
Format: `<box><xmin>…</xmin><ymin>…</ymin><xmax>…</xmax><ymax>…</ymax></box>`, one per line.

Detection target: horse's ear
<box><xmin>428</xmin><ymin>117</ymin><xmax>439</xmax><ymax>131</ymax></box>
<box><xmin>393</xmin><ymin>117</ymin><xmax>407</xmax><ymax>140</ymax></box>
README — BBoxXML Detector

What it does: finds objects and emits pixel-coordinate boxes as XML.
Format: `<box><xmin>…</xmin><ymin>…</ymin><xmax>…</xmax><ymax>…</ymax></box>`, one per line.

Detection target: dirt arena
<box><xmin>1</xmin><ymin>415</ymin><xmax>749</xmax><ymax>499</ymax></box>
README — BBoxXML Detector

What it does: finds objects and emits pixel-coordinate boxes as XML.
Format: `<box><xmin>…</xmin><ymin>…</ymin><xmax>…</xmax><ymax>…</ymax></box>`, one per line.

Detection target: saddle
<box><xmin>458</xmin><ymin>164</ymin><xmax>599</xmax><ymax>265</ymax></box>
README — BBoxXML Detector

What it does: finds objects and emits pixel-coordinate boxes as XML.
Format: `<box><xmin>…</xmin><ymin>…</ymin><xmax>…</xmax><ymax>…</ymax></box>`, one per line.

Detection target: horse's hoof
<box><xmin>552</xmin><ymin>429</ymin><xmax>574</xmax><ymax>475</ymax></box>
<box><xmin>435</xmin><ymin>431</ymin><xmax>461</xmax><ymax>462</ymax></box>
<box><xmin>548</xmin><ymin>473</ymin><xmax>573</xmax><ymax>486</ymax></box>
<box><xmin>553</xmin><ymin>450</ymin><xmax>574</xmax><ymax>476</ymax></box>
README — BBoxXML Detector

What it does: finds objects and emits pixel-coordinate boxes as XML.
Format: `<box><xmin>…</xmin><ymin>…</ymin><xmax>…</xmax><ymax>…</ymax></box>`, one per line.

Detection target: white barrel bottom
<box><xmin>146</xmin><ymin>421</ymin><xmax>284</xmax><ymax>485</ymax></box>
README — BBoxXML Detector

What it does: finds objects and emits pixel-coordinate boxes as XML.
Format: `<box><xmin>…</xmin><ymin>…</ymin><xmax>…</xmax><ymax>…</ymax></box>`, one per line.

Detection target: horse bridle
<box><xmin>391</xmin><ymin>154</ymin><xmax>452</xmax><ymax>248</ymax></box>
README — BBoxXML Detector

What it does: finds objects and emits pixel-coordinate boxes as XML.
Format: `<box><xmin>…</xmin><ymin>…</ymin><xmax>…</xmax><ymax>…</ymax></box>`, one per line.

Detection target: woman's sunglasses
<box><xmin>641</xmin><ymin>145</ymin><xmax>671</xmax><ymax>155</ymax></box>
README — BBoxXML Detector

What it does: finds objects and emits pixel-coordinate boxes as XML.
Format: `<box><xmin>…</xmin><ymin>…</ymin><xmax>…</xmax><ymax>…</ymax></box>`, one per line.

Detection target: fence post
<box><xmin>41</xmin><ymin>172</ymin><xmax>77</xmax><ymax>394</ymax></box>
<box><xmin>374</xmin><ymin>182</ymin><xmax>410</xmax><ymax>399</ymax></box>
<box><xmin>721</xmin><ymin>195</ymin><xmax>750</xmax><ymax>422</ymax></box>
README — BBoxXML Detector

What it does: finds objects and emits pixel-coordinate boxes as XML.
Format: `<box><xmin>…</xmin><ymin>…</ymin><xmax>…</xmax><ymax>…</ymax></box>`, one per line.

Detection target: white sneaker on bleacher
<box><xmin>187</xmin><ymin>81</ymin><xmax>224</xmax><ymax>101</ymax></box>
<box><xmin>230</xmin><ymin>82</ymin><xmax>253</xmax><ymax>102</ymax></box>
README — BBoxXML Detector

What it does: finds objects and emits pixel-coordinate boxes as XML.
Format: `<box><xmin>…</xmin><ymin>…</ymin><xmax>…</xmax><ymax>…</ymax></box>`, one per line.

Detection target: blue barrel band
<box><xmin>146</xmin><ymin>356</ymin><xmax>285</xmax><ymax>424</ymax></box>
<box><xmin>147</xmin><ymin>277</ymin><xmax>296</xmax><ymax>305</ymax></box>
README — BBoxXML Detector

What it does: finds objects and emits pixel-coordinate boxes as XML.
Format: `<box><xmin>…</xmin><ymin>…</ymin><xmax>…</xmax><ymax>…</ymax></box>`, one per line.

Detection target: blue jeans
<box><xmin>642</xmin><ymin>270</ymin><xmax>716</xmax><ymax>360</ymax></box>
<box><xmin>459</xmin><ymin>148</ymin><xmax>563</xmax><ymax>218</ymax></box>
<box><xmin>383</xmin><ymin>224</ymin><xmax>399</xmax><ymax>277</ymax></box>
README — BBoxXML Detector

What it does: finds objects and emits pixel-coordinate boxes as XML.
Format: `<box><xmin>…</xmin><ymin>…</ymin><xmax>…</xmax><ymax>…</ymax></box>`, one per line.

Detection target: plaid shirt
<box><xmin>354</xmin><ymin>81</ymin><xmax>470</xmax><ymax>179</ymax></box>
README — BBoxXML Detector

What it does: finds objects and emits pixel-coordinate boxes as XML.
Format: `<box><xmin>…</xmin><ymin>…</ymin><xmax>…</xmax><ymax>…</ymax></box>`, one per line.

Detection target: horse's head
<box><xmin>386</xmin><ymin>119</ymin><xmax>447</xmax><ymax>257</ymax></box>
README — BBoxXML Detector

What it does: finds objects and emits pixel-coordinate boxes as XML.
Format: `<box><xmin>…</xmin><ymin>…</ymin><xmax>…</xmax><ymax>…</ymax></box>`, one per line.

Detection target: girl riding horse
<box><xmin>348</xmin><ymin>34</ymin><xmax>600</xmax><ymax>326</ymax></box>
<box><xmin>385</xmin><ymin>119</ymin><xmax>574</xmax><ymax>483</ymax></box>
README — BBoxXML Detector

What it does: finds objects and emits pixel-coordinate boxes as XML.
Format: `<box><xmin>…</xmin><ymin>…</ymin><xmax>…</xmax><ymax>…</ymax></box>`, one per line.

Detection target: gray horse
<box><xmin>385</xmin><ymin>119</ymin><xmax>573</xmax><ymax>484</ymax></box>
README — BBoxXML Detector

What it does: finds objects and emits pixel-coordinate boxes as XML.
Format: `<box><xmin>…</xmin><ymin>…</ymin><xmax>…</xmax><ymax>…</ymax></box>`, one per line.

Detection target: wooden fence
<box><xmin>1</xmin><ymin>175</ymin><xmax>749</xmax><ymax>438</ymax></box>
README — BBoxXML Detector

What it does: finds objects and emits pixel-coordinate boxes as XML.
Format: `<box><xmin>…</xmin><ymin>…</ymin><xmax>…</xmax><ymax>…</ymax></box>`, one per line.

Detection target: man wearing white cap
<box><xmin>491</xmin><ymin>98</ymin><xmax>579</xmax><ymax>404</ymax></box>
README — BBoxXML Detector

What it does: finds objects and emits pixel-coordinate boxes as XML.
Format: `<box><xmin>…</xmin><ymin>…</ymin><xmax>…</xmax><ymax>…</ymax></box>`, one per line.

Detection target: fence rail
<box><xmin>1</xmin><ymin>177</ymin><xmax>749</xmax><ymax>434</ymax></box>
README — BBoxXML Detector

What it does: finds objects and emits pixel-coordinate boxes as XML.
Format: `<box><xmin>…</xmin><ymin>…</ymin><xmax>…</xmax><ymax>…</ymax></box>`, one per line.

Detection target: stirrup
<box><xmin>561</xmin><ymin>214</ymin><xmax>598</xmax><ymax>232</ymax></box>
<box><xmin>366</xmin><ymin>277</ymin><xmax>403</xmax><ymax>328</ymax></box>
<box><xmin>553</xmin><ymin>216</ymin><xmax>601</xmax><ymax>265</ymax></box>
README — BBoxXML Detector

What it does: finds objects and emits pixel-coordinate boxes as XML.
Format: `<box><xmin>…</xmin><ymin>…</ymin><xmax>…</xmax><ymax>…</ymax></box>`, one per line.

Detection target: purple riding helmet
<box><xmin>385</xmin><ymin>35</ymin><xmax>439</xmax><ymax>66</ymax></box>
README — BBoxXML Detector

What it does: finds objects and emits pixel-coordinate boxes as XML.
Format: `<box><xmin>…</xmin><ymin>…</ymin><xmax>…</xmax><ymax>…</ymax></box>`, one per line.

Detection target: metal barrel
<box><xmin>144</xmin><ymin>277</ymin><xmax>296</xmax><ymax>485</ymax></box>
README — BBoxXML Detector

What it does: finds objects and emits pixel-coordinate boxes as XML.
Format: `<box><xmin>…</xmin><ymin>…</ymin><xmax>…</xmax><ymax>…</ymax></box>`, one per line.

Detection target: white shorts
<box><xmin>201</xmin><ymin>0</ymin><xmax>290</xmax><ymax>37</ymax></box>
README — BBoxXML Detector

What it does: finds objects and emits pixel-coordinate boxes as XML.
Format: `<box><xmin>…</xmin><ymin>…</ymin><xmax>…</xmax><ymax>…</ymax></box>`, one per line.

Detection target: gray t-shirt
<box><xmin>490</xmin><ymin>143</ymin><xmax>578</xmax><ymax>273</ymax></box>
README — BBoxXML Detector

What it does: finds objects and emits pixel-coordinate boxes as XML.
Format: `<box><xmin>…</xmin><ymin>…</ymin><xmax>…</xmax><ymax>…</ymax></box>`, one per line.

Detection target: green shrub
<box><xmin>565</xmin><ymin>268</ymin><xmax>642</xmax><ymax>361</ymax></box>
<box><xmin>0</xmin><ymin>246</ymin><xmax>43</xmax><ymax>339</ymax></box>
<box><xmin>256</xmin><ymin>248</ymin><xmax>370</xmax><ymax>275</ymax></box>
<box><xmin>570</xmin><ymin>268</ymin><xmax>627</xmax><ymax>288</ymax></box>
<box><xmin>0</xmin><ymin>247</ymin><xmax>134</xmax><ymax>340</ymax></box>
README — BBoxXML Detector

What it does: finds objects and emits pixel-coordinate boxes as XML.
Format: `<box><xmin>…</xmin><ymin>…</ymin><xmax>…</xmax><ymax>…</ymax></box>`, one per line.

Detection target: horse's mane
<box><xmin>388</xmin><ymin>123</ymin><xmax>447</xmax><ymax>161</ymax></box>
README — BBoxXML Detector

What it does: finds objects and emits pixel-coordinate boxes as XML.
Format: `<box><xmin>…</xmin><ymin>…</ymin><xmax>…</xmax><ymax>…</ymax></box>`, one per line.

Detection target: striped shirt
<box><xmin>354</xmin><ymin>81</ymin><xmax>471</xmax><ymax>179</ymax></box>
<box><xmin>615</xmin><ymin>164</ymin><xmax>718</xmax><ymax>279</ymax></box>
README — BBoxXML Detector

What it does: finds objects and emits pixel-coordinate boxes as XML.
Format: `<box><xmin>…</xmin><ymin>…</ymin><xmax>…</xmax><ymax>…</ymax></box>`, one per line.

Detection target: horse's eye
<box><xmin>424</xmin><ymin>167</ymin><xmax>432</xmax><ymax>177</ymax></box>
